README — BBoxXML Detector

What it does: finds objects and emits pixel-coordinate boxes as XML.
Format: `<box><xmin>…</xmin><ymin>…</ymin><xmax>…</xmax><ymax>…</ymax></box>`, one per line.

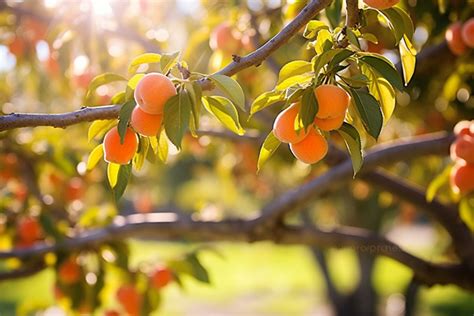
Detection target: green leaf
<box><xmin>250</xmin><ymin>90</ymin><xmax>285</xmax><ymax>116</ymax></box>
<box><xmin>312</xmin><ymin>48</ymin><xmax>343</xmax><ymax>76</ymax></box>
<box><xmin>378</xmin><ymin>9</ymin><xmax>403</xmax><ymax>42</ymax></box>
<box><xmin>128</xmin><ymin>53</ymin><xmax>161</xmax><ymax>74</ymax></box>
<box><xmin>443</xmin><ymin>72</ymin><xmax>462</xmax><ymax>101</ymax></box>
<box><xmin>361</xmin><ymin>64</ymin><xmax>395</xmax><ymax>124</ymax></box>
<box><xmin>160</xmin><ymin>51</ymin><xmax>179</xmax><ymax>74</ymax></box>
<box><xmin>185</xmin><ymin>81</ymin><xmax>203</xmax><ymax>132</ymax></box>
<box><xmin>391</xmin><ymin>7</ymin><xmax>414</xmax><ymax>40</ymax></box>
<box><xmin>275</xmin><ymin>73</ymin><xmax>314</xmax><ymax>91</ymax></box>
<box><xmin>125</xmin><ymin>73</ymin><xmax>145</xmax><ymax>101</ymax></box>
<box><xmin>114</xmin><ymin>164</ymin><xmax>132</xmax><ymax>202</ymax></box>
<box><xmin>426</xmin><ymin>165</ymin><xmax>451</xmax><ymax>202</ymax></box>
<box><xmin>360</xmin><ymin>32</ymin><xmax>378</xmax><ymax>43</ymax></box>
<box><xmin>111</xmin><ymin>91</ymin><xmax>126</xmax><ymax>104</ymax></box>
<box><xmin>164</xmin><ymin>92</ymin><xmax>191</xmax><ymax>149</ymax></box>
<box><xmin>328</xmin><ymin>49</ymin><xmax>354</xmax><ymax>70</ymax></box>
<box><xmin>285</xmin><ymin>87</ymin><xmax>306</xmax><ymax>104</ymax></box>
<box><xmin>86</xmin><ymin>144</ymin><xmax>103</xmax><ymax>171</ymax></box>
<box><xmin>84</xmin><ymin>73</ymin><xmax>127</xmax><ymax>105</ymax></box>
<box><xmin>460</xmin><ymin>197</ymin><xmax>474</xmax><ymax>231</ymax></box>
<box><xmin>202</xmin><ymin>96</ymin><xmax>244</xmax><ymax>135</ymax></box>
<box><xmin>314</xmin><ymin>29</ymin><xmax>333</xmax><ymax>55</ymax></box>
<box><xmin>337</xmin><ymin>122</ymin><xmax>363</xmax><ymax>175</ymax></box>
<box><xmin>88</xmin><ymin>119</ymin><xmax>116</xmax><ymax>143</ymax></box>
<box><xmin>399</xmin><ymin>35</ymin><xmax>416</xmax><ymax>85</ymax></box>
<box><xmin>277</xmin><ymin>61</ymin><xmax>313</xmax><ymax>86</ymax></box>
<box><xmin>107</xmin><ymin>163</ymin><xmax>120</xmax><ymax>188</ymax></box>
<box><xmin>158</xmin><ymin>132</ymin><xmax>169</xmax><ymax>163</ymax></box>
<box><xmin>341</xmin><ymin>74</ymin><xmax>370</xmax><ymax>88</ymax></box>
<box><xmin>303</xmin><ymin>20</ymin><xmax>329</xmax><ymax>39</ymax></box>
<box><xmin>299</xmin><ymin>88</ymin><xmax>318</xmax><ymax>131</ymax></box>
<box><xmin>186</xmin><ymin>253</ymin><xmax>210</xmax><ymax>284</ymax></box>
<box><xmin>209</xmin><ymin>74</ymin><xmax>245</xmax><ymax>111</ymax></box>
<box><xmin>346</xmin><ymin>28</ymin><xmax>361</xmax><ymax>49</ymax></box>
<box><xmin>359</xmin><ymin>55</ymin><xmax>404</xmax><ymax>91</ymax></box>
<box><xmin>325</xmin><ymin>0</ymin><xmax>342</xmax><ymax>29</ymax></box>
<box><xmin>133</xmin><ymin>136</ymin><xmax>149</xmax><ymax>170</ymax></box>
<box><xmin>350</xmin><ymin>89</ymin><xmax>383</xmax><ymax>139</ymax></box>
<box><xmin>117</xmin><ymin>100</ymin><xmax>136</xmax><ymax>144</ymax></box>
<box><xmin>257</xmin><ymin>131</ymin><xmax>281</xmax><ymax>172</ymax></box>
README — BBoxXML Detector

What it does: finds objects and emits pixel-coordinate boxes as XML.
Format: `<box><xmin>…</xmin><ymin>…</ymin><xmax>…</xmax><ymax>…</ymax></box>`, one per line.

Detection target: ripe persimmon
<box><xmin>209</xmin><ymin>22</ymin><xmax>242</xmax><ymax>54</ymax></box>
<box><xmin>58</xmin><ymin>258</ymin><xmax>81</xmax><ymax>284</ymax></box>
<box><xmin>462</xmin><ymin>18</ymin><xmax>474</xmax><ymax>48</ymax></box>
<box><xmin>134</xmin><ymin>73</ymin><xmax>176</xmax><ymax>115</ymax></box>
<box><xmin>450</xmin><ymin>163</ymin><xmax>474</xmax><ymax>195</ymax></box>
<box><xmin>130</xmin><ymin>106</ymin><xmax>163</xmax><ymax>137</ymax></box>
<box><xmin>313</xmin><ymin>85</ymin><xmax>350</xmax><ymax>119</ymax></box>
<box><xmin>446</xmin><ymin>22</ymin><xmax>467</xmax><ymax>56</ymax></box>
<box><xmin>289</xmin><ymin>128</ymin><xmax>328</xmax><ymax>164</ymax></box>
<box><xmin>363</xmin><ymin>0</ymin><xmax>399</xmax><ymax>9</ymax></box>
<box><xmin>8</xmin><ymin>36</ymin><xmax>25</xmax><ymax>58</ymax></box>
<box><xmin>17</xmin><ymin>217</ymin><xmax>42</xmax><ymax>244</ymax></box>
<box><xmin>451</xmin><ymin>134</ymin><xmax>474</xmax><ymax>164</ymax></box>
<box><xmin>454</xmin><ymin>120</ymin><xmax>473</xmax><ymax>136</ymax></box>
<box><xmin>314</xmin><ymin>114</ymin><xmax>345</xmax><ymax>131</ymax></box>
<box><xmin>273</xmin><ymin>102</ymin><xmax>308</xmax><ymax>144</ymax></box>
<box><xmin>103</xmin><ymin>127</ymin><xmax>138</xmax><ymax>165</ymax></box>
<box><xmin>117</xmin><ymin>285</ymin><xmax>141</xmax><ymax>316</ymax></box>
<box><xmin>151</xmin><ymin>266</ymin><xmax>173</xmax><ymax>289</ymax></box>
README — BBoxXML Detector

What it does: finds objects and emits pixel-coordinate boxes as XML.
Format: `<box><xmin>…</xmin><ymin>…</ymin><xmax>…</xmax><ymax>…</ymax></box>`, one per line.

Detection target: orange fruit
<box><xmin>450</xmin><ymin>134</ymin><xmax>474</xmax><ymax>164</ymax></box>
<box><xmin>446</xmin><ymin>22</ymin><xmax>467</xmax><ymax>56</ymax></box>
<box><xmin>273</xmin><ymin>102</ymin><xmax>308</xmax><ymax>144</ymax></box>
<box><xmin>209</xmin><ymin>22</ymin><xmax>242</xmax><ymax>54</ymax></box>
<box><xmin>450</xmin><ymin>162</ymin><xmax>474</xmax><ymax>195</ymax></box>
<box><xmin>314</xmin><ymin>114</ymin><xmax>345</xmax><ymax>131</ymax></box>
<box><xmin>289</xmin><ymin>128</ymin><xmax>328</xmax><ymax>164</ymax></box>
<box><xmin>150</xmin><ymin>266</ymin><xmax>173</xmax><ymax>289</ymax></box>
<box><xmin>117</xmin><ymin>285</ymin><xmax>141</xmax><ymax>316</ymax></box>
<box><xmin>17</xmin><ymin>217</ymin><xmax>42</xmax><ymax>244</ymax></box>
<box><xmin>314</xmin><ymin>85</ymin><xmax>350</xmax><ymax>119</ymax></box>
<box><xmin>363</xmin><ymin>0</ymin><xmax>399</xmax><ymax>9</ymax></box>
<box><xmin>103</xmin><ymin>127</ymin><xmax>138</xmax><ymax>165</ymax></box>
<box><xmin>58</xmin><ymin>258</ymin><xmax>81</xmax><ymax>284</ymax></box>
<box><xmin>134</xmin><ymin>73</ymin><xmax>176</xmax><ymax>115</ymax></box>
<box><xmin>461</xmin><ymin>18</ymin><xmax>474</xmax><ymax>48</ymax></box>
<box><xmin>130</xmin><ymin>106</ymin><xmax>163</xmax><ymax>136</ymax></box>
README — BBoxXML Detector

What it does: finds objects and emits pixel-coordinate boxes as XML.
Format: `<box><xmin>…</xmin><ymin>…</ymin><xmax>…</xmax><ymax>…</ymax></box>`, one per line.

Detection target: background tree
<box><xmin>0</xmin><ymin>0</ymin><xmax>473</xmax><ymax>315</ymax></box>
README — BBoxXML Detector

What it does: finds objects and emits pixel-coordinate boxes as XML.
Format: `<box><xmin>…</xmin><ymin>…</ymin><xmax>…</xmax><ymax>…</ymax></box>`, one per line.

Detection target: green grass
<box><xmin>0</xmin><ymin>241</ymin><xmax>472</xmax><ymax>315</ymax></box>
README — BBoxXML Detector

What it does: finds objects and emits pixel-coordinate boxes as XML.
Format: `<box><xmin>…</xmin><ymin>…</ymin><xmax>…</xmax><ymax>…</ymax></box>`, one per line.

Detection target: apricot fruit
<box><xmin>17</xmin><ymin>217</ymin><xmax>42</xmax><ymax>244</ymax></box>
<box><xmin>363</xmin><ymin>0</ymin><xmax>399</xmax><ymax>9</ymax></box>
<box><xmin>134</xmin><ymin>73</ymin><xmax>176</xmax><ymax>115</ymax></box>
<box><xmin>65</xmin><ymin>177</ymin><xmax>85</xmax><ymax>201</ymax></box>
<box><xmin>8</xmin><ymin>36</ymin><xmax>25</xmax><ymax>58</ymax></box>
<box><xmin>273</xmin><ymin>102</ymin><xmax>308</xmax><ymax>144</ymax></box>
<box><xmin>58</xmin><ymin>258</ymin><xmax>81</xmax><ymax>284</ymax></box>
<box><xmin>117</xmin><ymin>285</ymin><xmax>141</xmax><ymax>316</ymax></box>
<box><xmin>314</xmin><ymin>114</ymin><xmax>345</xmax><ymax>131</ymax></box>
<box><xmin>151</xmin><ymin>266</ymin><xmax>173</xmax><ymax>289</ymax></box>
<box><xmin>313</xmin><ymin>85</ymin><xmax>350</xmax><ymax>119</ymax></box>
<box><xmin>130</xmin><ymin>106</ymin><xmax>163</xmax><ymax>136</ymax></box>
<box><xmin>450</xmin><ymin>163</ymin><xmax>474</xmax><ymax>195</ymax></box>
<box><xmin>103</xmin><ymin>127</ymin><xmax>138</xmax><ymax>165</ymax></box>
<box><xmin>446</xmin><ymin>22</ymin><xmax>467</xmax><ymax>56</ymax></box>
<box><xmin>461</xmin><ymin>18</ymin><xmax>474</xmax><ymax>48</ymax></box>
<box><xmin>209</xmin><ymin>22</ymin><xmax>242</xmax><ymax>54</ymax></box>
<box><xmin>450</xmin><ymin>134</ymin><xmax>474</xmax><ymax>164</ymax></box>
<box><xmin>289</xmin><ymin>128</ymin><xmax>328</xmax><ymax>164</ymax></box>
<box><xmin>453</xmin><ymin>120</ymin><xmax>473</xmax><ymax>136</ymax></box>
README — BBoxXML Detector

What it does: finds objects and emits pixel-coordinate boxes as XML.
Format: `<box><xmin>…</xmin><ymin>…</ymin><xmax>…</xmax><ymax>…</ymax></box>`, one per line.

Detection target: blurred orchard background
<box><xmin>0</xmin><ymin>0</ymin><xmax>473</xmax><ymax>315</ymax></box>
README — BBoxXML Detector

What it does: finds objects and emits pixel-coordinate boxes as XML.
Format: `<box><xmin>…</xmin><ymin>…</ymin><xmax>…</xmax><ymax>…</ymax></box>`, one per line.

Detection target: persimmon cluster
<box><xmin>273</xmin><ymin>84</ymin><xmax>350</xmax><ymax>164</ymax></box>
<box><xmin>450</xmin><ymin>120</ymin><xmax>474</xmax><ymax>195</ymax></box>
<box><xmin>103</xmin><ymin>73</ymin><xmax>176</xmax><ymax>165</ymax></box>
<box><xmin>445</xmin><ymin>18</ymin><xmax>474</xmax><ymax>56</ymax></box>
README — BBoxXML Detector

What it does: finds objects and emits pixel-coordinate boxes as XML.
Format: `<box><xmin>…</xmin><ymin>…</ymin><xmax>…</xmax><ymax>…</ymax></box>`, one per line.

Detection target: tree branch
<box><xmin>345</xmin><ymin>0</ymin><xmax>359</xmax><ymax>28</ymax></box>
<box><xmin>0</xmin><ymin>213</ymin><xmax>471</xmax><ymax>290</ymax></box>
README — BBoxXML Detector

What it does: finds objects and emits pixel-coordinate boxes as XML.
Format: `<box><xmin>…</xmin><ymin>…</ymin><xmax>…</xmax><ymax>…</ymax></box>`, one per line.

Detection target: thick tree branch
<box><xmin>345</xmin><ymin>0</ymin><xmax>359</xmax><ymax>28</ymax></box>
<box><xmin>0</xmin><ymin>213</ymin><xmax>472</xmax><ymax>290</ymax></box>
